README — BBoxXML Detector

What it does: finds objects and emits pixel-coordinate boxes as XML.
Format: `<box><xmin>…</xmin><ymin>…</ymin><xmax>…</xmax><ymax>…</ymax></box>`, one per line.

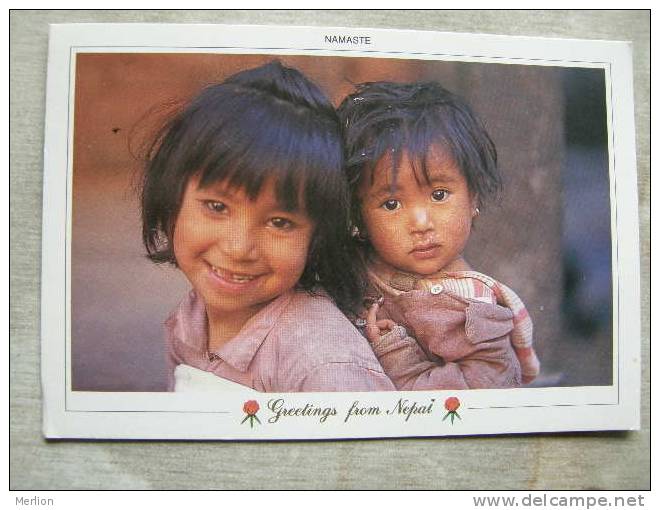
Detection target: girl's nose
<box><xmin>220</xmin><ymin>222</ymin><xmax>259</xmax><ymax>261</ymax></box>
<box><xmin>409</xmin><ymin>206</ymin><xmax>434</xmax><ymax>234</ymax></box>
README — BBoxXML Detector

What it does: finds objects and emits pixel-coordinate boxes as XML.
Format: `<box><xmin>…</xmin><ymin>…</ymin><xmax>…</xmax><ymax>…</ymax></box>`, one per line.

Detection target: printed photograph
<box><xmin>69</xmin><ymin>51</ymin><xmax>613</xmax><ymax>394</ymax></box>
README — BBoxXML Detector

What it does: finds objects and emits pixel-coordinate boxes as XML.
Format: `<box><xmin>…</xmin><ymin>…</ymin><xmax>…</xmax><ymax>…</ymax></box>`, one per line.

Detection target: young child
<box><xmin>141</xmin><ymin>62</ymin><xmax>395</xmax><ymax>393</ymax></box>
<box><xmin>338</xmin><ymin>80</ymin><xmax>540</xmax><ymax>390</ymax></box>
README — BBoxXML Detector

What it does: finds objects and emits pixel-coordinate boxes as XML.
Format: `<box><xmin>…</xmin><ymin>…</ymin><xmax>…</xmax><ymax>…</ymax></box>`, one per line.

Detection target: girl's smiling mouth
<box><xmin>206</xmin><ymin>262</ymin><xmax>265</xmax><ymax>290</ymax></box>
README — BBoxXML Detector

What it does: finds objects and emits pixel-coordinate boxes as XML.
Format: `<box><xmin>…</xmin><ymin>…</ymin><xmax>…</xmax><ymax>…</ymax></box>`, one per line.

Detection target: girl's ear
<box><xmin>350</xmin><ymin>199</ymin><xmax>368</xmax><ymax>242</ymax></box>
<box><xmin>471</xmin><ymin>193</ymin><xmax>480</xmax><ymax>218</ymax></box>
<box><xmin>351</xmin><ymin>224</ymin><xmax>369</xmax><ymax>242</ymax></box>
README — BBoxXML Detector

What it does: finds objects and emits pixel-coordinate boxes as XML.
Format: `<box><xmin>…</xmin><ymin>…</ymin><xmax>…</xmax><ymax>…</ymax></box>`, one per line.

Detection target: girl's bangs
<box><xmin>367</xmin><ymin>108</ymin><xmax>484</xmax><ymax>195</ymax></box>
<box><xmin>366</xmin><ymin>115</ymin><xmax>443</xmax><ymax>191</ymax></box>
<box><xmin>196</xmin><ymin>106</ymin><xmax>341</xmax><ymax>215</ymax></box>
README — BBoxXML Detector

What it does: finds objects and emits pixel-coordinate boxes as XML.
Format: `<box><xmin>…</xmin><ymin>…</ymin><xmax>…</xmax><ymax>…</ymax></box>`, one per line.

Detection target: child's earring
<box><xmin>351</xmin><ymin>225</ymin><xmax>368</xmax><ymax>242</ymax></box>
<box><xmin>472</xmin><ymin>207</ymin><xmax>480</xmax><ymax>218</ymax></box>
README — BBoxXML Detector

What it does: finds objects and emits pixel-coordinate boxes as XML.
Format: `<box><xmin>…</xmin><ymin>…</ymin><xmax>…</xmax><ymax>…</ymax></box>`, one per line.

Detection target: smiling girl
<box><xmin>142</xmin><ymin>62</ymin><xmax>394</xmax><ymax>392</ymax></box>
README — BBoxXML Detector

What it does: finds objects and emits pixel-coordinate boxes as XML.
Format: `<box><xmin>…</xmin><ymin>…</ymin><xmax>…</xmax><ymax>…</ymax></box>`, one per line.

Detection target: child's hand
<box><xmin>365</xmin><ymin>303</ymin><xmax>396</xmax><ymax>344</ymax></box>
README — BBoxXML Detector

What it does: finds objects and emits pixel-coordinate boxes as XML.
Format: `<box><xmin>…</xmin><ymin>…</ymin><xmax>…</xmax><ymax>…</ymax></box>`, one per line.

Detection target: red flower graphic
<box><xmin>241</xmin><ymin>400</ymin><xmax>261</xmax><ymax>428</ymax></box>
<box><xmin>243</xmin><ymin>400</ymin><xmax>259</xmax><ymax>415</ymax></box>
<box><xmin>443</xmin><ymin>397</ymin><xmax>461</xmax><ymax>424</ymax></box>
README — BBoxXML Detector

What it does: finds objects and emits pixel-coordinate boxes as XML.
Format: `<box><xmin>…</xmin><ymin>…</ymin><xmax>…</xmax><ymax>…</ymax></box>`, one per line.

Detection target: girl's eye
<box><xmin>381</xmin><ymin>199</ymin><xmax>401</xmax><ymax>211</ymax></box>
<box><xmin>205</xmin><ymin>201</ymin><xmax>227</xmax><ymax>213</ymax></box>
<box><xmin>269</xmin><ymin>217</ymin><xmax>294</xmax><ymax>230</ymax></box>
<box><xmin>431</xmin><ymin>189</ymin><xmax>449</xmax><ymax>202</ymax></box>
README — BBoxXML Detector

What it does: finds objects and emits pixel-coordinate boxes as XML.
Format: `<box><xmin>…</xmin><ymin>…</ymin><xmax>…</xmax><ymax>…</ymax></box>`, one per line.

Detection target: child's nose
<box><xmin>220</xmin><ymin>222</ymin><xmax>259</xmax><ymax>261</ymax></box>
<box><xmin>409</xmin><ymin>206</ymin><xmax>434</xmax><ymax>234</ymax></box>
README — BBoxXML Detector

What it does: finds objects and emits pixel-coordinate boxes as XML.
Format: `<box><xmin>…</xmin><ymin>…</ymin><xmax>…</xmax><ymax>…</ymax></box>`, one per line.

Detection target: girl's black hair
<box><xmin>337</xmin><ymin>80</ymin><xmax>502</xmax><ymax>217</ymax></box>
<box><xmin>141</xmin><ymin>61</ymin><xmax>366</xmax><ymax>314</ymax></box>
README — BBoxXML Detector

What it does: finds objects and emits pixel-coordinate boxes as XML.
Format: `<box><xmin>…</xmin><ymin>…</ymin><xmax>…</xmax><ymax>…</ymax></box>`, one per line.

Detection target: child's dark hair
<box><xmin>337</xmin><ymin>80</ymin><xmax>501</xmax><ymax>213</ymax></box>
<box><xmin>141</xmin><ymin>61</ymin><xmax>366</xmax><ymax>313</ymax></box>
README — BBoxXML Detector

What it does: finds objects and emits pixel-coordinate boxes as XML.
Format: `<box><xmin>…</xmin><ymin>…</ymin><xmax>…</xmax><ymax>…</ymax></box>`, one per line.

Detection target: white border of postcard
<box><xmin>41</xmin><ymin>24</ymin><xmax>641</xmax><ymax>439</ymax></box>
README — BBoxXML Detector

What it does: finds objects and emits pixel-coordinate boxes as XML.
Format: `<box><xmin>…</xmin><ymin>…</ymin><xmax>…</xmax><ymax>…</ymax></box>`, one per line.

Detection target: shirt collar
<box><xmin>368</xmin><ymin>257</ymin><xmax>492</xmax><ymax>295</ymax></box>
<box><xmin>368</xmin><ymin>259</ymin><xmax>419</xmax><ymax>295</ymax></box>
<box><xmin>166</xmin><ymin>289</ymin><xmax>295</xmax><ymax>372</ymax></box>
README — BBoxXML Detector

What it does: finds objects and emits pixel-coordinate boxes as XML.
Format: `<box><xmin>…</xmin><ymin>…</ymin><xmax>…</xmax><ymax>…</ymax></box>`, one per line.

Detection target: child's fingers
<box><xmin>366</xmin><ymin>302</ymin><xmax>379</xmax><ymax>325</ymax></box>
<box><xmin>364</xmin><ymin>324</ymin><xmax>381</xmax><ymax>343</ymax></box>
<box><xmin>367</xmin><ymin>303</ymin><xmax>395</xmax><ymax>332</ymax></box>
<box><xmin>376</xmin><ymin>319</ymin><xmax>396</xmax><ymax>332</ymax></box>
<box><xmin>364</xmin><ymin>305</ymin><xmax>396</xmax><ymax>343</ymax></box>
<box><xmin>365</xmin><ymin>304</ymin><xmax>381</xmax><ymax>343</ymax></box>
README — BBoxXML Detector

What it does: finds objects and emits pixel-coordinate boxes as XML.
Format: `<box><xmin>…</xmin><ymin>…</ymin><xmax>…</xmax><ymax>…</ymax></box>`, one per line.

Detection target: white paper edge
<box><xmin>40</xmin><ymin>23</ymin><xmax>641</xmax><ymax>440</ymax></box>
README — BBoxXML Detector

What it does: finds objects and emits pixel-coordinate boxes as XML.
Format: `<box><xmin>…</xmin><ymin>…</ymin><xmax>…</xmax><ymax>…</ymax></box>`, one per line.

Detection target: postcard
<box><xmin>41</xmin><ymin>23</ymin><xmax>641</xmax><ymax>439</ymax></box>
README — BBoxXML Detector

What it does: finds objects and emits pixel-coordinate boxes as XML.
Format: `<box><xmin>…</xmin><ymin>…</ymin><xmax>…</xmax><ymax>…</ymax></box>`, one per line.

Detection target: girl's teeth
<box><xmin>212</xmin><ymin>266</ymin><xmax>255</xmax><ymax>283</ymax></box>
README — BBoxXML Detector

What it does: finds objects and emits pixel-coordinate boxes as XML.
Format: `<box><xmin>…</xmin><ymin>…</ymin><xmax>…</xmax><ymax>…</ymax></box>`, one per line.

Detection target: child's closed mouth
<box><xmin>410</xmin><ymin>242</ymin><xmax>441</xmax><ymax>259</ymax></box>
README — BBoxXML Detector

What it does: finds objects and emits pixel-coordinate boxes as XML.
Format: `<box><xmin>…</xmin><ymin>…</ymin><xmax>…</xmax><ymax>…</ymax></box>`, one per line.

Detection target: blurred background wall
<box><xmin>71</xmin><ymin>52</ymin><xmax>611</xmax><ymax>391</ymax></box>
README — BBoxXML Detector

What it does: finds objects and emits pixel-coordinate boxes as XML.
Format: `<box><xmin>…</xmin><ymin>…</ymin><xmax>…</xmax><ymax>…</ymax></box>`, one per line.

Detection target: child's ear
<box><xmin>471</xmin><ymin>194</ymin><xmax>480</xmax><ymax>218</ymax></box>
<box><xmin>350</xmin><ymin>203</ymin><xmax>368</xmax><ymax>241</ymax></box>
<box><xmin>351</xmin><ymin>224</ymin><xmax>369</xmax><ymax>242</ymax></box>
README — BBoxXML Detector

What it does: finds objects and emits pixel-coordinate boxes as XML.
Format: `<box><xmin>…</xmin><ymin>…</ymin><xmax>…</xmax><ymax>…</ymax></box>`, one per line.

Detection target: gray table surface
<box><xmin>10</xmin><ymin>9</ymin><xmax>650</xmax><ymax>490</ymax></box>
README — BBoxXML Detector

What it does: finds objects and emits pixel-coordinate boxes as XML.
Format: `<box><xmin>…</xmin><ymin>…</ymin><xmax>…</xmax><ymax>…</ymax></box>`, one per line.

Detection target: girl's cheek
<box><xmin>267</xmin><ymin>231</ymin><xmax>311</xmax><ymax>263</ymax></box>
<box><xmin>368</xmin><ymin>215</ymin><xmax>392</xmax><ymax>236</ymax></box>
<box><xmin>294</xmin><ymin>233</ymin><xmax>314</xmax><ymax>271</ymax></box>
<box><xmin>171</xmin><ymin>220</ymin><xmax>184</xmax><ymax>255</ymax></box>
<box><xmin>359</xmin><ymin>207</ymin><xmax>380</xmax><ymax>232</ymax></box>
<box><xmin>291</xmin><ymin>233</ymin><xmax>313</xmax><ymax>260</ymax></box>
<box><xmin>172</xmin><ymin>220</ymin><xmax>191</xmax><ymax>248</ymax></box>
<box><xmin>457</xmin><ymin>210</ymin><xmax>474</xmax><ymax>234</ymax></box>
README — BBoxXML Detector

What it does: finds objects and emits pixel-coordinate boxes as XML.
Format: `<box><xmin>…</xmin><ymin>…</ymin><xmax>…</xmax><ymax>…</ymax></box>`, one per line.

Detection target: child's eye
<box><xmin>205</xmin><ymin>201</ymin><xmax>227</xmax><ymax>213</ymax></box>
<box><xmin>381</xmin><ymin>199</ymin><xmax>401</xmax><ymax>211</ymax></box>
<box><xmin>269</xmin><ymin>217</ymin><xmax>294</xmax><ymax>230</ymax></box>
<box><xmin>431</xmin><ymin>189</ymin><xmax>449</xmax><ymax>202</ymax></box>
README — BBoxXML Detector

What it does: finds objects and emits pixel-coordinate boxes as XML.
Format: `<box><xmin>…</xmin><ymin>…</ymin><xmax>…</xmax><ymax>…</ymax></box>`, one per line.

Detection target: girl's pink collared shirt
<box><xmin>164</xmin><ymin>289</ymin><xmax>396</xmax><ymax>392</ymax></box>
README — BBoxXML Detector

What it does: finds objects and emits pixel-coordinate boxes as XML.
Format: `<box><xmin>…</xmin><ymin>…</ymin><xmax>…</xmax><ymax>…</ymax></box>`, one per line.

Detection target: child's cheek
<box><xmin>361</xmin><ymin>206</ymin><xmax>383</xmax><ymax>231</ymax></box>
<box><xmin>457</xmin><ymin>209</ymin><xmax>474</xmax><ymax>235</ymax></box>
<box><xmin>173</xmin><ymin>217</ymin><xmax>208</xmax><ymax>256</ymax></box>
<box><xmin>270</xmin><ymin>232</ymin><xmax>312</xmax><ymax>279</ymax></box>
<box><xmin>443</xmin><ymin>209</ymin><xmax>473</xmax><ymax>252</ymax></box>
<box><xmin>171</xmin><ymin>219</ymin><xmax>187</xmax><ymax>260</ymax></box>
<box><xmin>371</xmin><ymin>212</ymin><xmax>400</xmax><ymax>238</ymax></box>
